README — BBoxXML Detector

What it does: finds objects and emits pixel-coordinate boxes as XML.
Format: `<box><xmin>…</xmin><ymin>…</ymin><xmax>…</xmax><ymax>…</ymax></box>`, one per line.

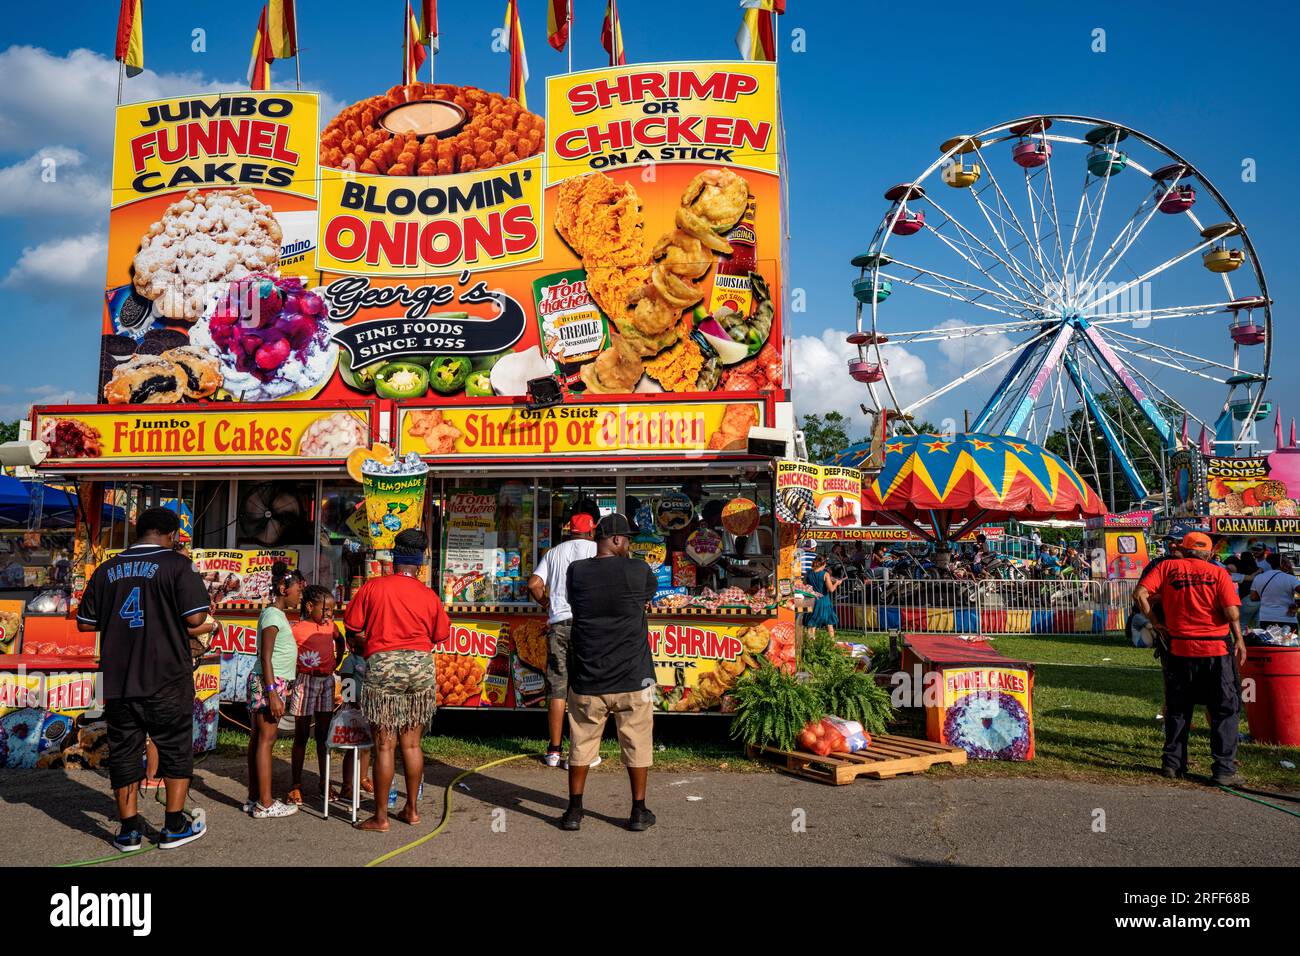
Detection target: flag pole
<box><xmin>293</xmin><ymin>0</ymin><xmax>302</xmax><ymax>90</ymax></box>
<box><xmin>566</xmin><ymin>5</ymin><xmax>572</xmax><ymax>74</ymax></box>
<box><xmin>116</xmin><ymin>57</ymin><xmax>124</xmax><ymax>106</ymax></box>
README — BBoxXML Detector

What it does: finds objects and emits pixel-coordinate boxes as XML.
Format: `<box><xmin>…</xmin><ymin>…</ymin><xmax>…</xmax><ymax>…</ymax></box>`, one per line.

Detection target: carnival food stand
<box><xmin>3</xmin><ymin>59</ymin><xmax>798</xmax><ymax>765</ymax></box>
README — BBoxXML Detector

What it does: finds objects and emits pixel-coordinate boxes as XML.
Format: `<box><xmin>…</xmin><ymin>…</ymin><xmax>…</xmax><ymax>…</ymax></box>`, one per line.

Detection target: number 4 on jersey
<box><xmin>119</xmin><ymin>587</ymin><xmax>144</xmax><ymax>629</ymax></box>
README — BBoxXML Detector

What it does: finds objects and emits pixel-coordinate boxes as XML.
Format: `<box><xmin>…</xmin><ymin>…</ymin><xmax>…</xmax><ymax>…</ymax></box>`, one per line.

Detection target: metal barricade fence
<box><xmin>824</xmin><ymin>574</ymin><xmax>1137</xmax><ymax>635</ymax></box>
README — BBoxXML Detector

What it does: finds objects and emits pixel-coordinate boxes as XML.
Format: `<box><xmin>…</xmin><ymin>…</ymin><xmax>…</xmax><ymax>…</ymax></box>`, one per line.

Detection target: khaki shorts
<box><xmin>544</xmin><ymin>620</ymin><xmax>572</xmax><ymax>700</ymax></box>
<box><xmin>567</xmin><ymin>690</ymin><xmax>655</xmax><ymax>768</ymax></box>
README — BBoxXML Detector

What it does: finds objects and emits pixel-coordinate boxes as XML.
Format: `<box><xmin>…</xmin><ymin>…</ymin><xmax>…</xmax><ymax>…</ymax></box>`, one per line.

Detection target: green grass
<box><xmin>215</xmin><ymin>632</ymin><xmax>1300</xmax><ymax>791</ymax></box>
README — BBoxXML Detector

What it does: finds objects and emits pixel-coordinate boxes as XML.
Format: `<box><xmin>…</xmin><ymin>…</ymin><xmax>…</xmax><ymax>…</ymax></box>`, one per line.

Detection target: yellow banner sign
<box><xmin>399</xmin><ymin>400</ymin><xmax>762</xmax><ymax>457</ymax></box>
<box><xmin>33</xmin><ymin>408</ymin><xmax>369</xmax><ymax>465</ymax></box>
<box><xmin>546</xmin><ymin>61</ymin><xmax>779</xmax><ymax>184</ymax></box>
<box><xmin>776</xmin><ymin>459</ymin><xmax>863</xmax><ymax>528</ymax></box>
<box><xmin>317</xmin><ymin>153</ymin><xmax>544</xmax><ymax>275</ymax></box>
<box><xmin>111</xmin><ymin>92</ymin><xmax>319</xmax><ymax>205</ymax></box>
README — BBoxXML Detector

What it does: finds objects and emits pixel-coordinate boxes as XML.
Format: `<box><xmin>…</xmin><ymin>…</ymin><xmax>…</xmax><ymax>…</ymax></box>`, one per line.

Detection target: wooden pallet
<box><xmin>746</xmin><ymin>734</ymin><xmax>968</xmax><ymax>785</ymax></box>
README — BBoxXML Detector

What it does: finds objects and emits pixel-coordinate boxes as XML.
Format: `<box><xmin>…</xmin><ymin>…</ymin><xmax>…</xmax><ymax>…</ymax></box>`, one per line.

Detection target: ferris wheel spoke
<box><xmin>899</xmin><ymin>327</ymin><xmax>1055</xmax><ymax>417</ymax></box>
<box><xmin>880</xmin><ymin>261</ymin><xmax>1040</xmax><ymax>314</ymax></box>
<box><xmin>1074</xmin><ymin>145</ymin><xmax>1123</xmax><ymax>284</ymax></box>
<box><xmin>1040</xmin><ymin>143</ymin><xmax>1073</xmax><ymax>280</ymax></box>
<box><xmin>1018</xmin><ymin>167</ymin><xmax>1065</xmax><ymax>289</ymax></box>
<box><xmin>965</xmin><ymin>183</ymin><xmax>1047</xmax><ymax>293</ymax></box>
<box><xmin>1102</xmin><ymin>327</ymin><xmax>1245</xmax><ymax>376</ymax></box>
<box><xmin>1086</xmin><ymin>300</ymin><xmax>1238</xmax><ymax>325</ymax></box>
<box><xmin>882</xmin><ymin>319</ymin><xmax>1048</xmax><ymax>348</ymax></box>
<box><xmin>1087</xmin><ymin>232</ymin><xmax>1226</xmax><ymax>314</ymax></box>
<box><xmin>972</xmin><ymin>143</ymin><xmax>1060</xmax><ymax>289</ymax></box>
<box><xmin>920</xmin><ymin>194</ymin><xmax>1044</xmax><ymax>301</ymax></box>
<box><xmin>1104</xmin><ymin>342</ymin><xmax>1232</xmax><ymax>385</ymax></box>
<box><xmin>1082</xmin><ymin>177</ymin><xmax>1184</xmax><ymax>293</ymax></box>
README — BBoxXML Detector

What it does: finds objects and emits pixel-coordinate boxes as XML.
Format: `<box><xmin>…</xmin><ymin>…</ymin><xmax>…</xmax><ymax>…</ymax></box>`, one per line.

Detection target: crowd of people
<box><xmin>78</xmin><ymin>508</ymin><xmax>661</xmax><ymax>851</ymax></box>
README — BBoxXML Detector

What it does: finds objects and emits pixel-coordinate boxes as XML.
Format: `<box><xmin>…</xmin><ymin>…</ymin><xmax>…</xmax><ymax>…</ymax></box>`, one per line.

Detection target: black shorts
<box><xmin>104</xmin><ymin>676</ymin><xmax>195</xmax><ymax>790</ymax></box>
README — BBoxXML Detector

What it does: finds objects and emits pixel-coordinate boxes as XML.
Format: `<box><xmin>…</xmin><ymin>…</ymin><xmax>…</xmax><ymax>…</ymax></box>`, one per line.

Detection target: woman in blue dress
<box><xmin>803</xmin><ymin>556</ymin><xmax>842</xmax><ymax>641</ymax></box>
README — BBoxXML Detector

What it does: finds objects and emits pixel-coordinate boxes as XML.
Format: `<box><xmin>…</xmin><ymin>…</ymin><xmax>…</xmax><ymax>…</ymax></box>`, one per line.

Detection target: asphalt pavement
<box><xmin>2</xmin><ymin>754</ymin><xmax>1297</xmax><ymax>867</ymax></box>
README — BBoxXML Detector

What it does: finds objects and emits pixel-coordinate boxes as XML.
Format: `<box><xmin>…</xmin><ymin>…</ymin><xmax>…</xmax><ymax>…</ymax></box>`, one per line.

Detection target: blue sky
<box><xmin>0</xmin><ymin>0</ymin><xmax>1295</xmax><ymax>447</ymax></box>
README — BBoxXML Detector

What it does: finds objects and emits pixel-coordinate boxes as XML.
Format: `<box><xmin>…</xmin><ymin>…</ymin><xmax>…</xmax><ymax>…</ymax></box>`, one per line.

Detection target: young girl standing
<box><xmin>246</xmin><ymin>562</ymin><xmax>304</xmax><ymax>818</ymax></box>
<box><xmin>287</xmin><ymin>585</ymin><xmax>344</xmax><ymax>804</ymax></box>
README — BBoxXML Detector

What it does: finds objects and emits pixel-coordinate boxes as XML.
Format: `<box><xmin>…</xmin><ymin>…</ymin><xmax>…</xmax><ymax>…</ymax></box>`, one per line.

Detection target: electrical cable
<box><xmin>1218</xmin><ymin>785</ymin><xmax>1300</xmax><ymax>818</ymax></box>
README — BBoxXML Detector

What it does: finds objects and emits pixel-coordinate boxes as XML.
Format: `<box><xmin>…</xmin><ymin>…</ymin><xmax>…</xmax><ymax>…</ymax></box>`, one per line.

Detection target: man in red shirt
<box><xmin>343</xmin><ymin>528</ymin><xmax>450</xmax><ymax>831</ymax></box>
<box><xmin>1134</xmin><ymin>531</ymin><xmax>1246</xmax><ymax>786</ymax></box>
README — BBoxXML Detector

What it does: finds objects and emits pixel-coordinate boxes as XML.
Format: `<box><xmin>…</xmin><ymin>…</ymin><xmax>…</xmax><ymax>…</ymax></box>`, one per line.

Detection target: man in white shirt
<box><xmin>1249</xmin><ymin>555</ymin><xmax>1299</xmax><ymax>630</ymax></box>
<box><xmin>528</xmin><ymin>513</ymin><xmax>598</xmax><ymax>766</ymax></box>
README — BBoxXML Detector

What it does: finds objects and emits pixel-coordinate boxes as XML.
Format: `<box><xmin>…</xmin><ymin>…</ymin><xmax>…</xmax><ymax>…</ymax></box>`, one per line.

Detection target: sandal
<box><xmin>359</xmin><ymin>777</ymin><xmax>374</xmax><ymax>794</ymax></box>
<box><xmin>286</xmin><ymin>787</ymin><xmax>303</xmax><ymax>806</ymax></box>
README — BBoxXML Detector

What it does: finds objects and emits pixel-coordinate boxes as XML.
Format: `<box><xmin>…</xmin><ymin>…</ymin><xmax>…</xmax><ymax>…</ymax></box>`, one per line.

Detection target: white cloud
<box><xmin>791</xmin><ymin>328</ymin><xmax>931</xmax><ymax>424</ymax></box>
<box><xmin>0</xmin><ymin>390</ymin><xmax>94</xmax><ymax>423</ymax></box>
<box><xmin>2</xmin><ymin>232</ymin><xmax>107</xmax><ymax>294</ymax></box>
<box><xmin>0</xmin><ymin>46</ymin><xmax>342</xmax><ymax>161</ymax></box>
<box><xmin>0</xmin><ymin>147</ymin><xmax>110</xmax><ymax>219</ymax></box>
<box><xmin>934</xmin><ymin>318</ymin><xmax>1016</xmax><ymax>375</ymax></box>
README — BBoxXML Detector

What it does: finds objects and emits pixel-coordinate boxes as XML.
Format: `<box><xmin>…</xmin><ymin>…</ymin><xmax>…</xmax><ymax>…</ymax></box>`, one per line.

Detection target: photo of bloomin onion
<box><xmin>320</xmin><ymin>83</ymin><xmax>544</xmax><ymax>175</ymax></box>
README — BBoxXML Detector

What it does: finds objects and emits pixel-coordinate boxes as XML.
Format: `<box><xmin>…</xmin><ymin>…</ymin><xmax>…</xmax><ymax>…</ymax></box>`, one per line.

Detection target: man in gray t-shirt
<box><xmin>527</xmin><ymin>512</ymin><xmax>597</xmax><ymax>766</ymax></box>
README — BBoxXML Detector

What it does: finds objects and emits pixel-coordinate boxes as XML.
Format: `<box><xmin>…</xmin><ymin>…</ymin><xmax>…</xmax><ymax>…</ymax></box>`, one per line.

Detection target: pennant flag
<box><xmin>504</xmin><ymin>0</ymin><xmax>529</xmax><ymax>108</ymax></box>
<box><xmin>1199</xmin><ymin>425</ymin><xmax>1213</xmax><ymax>456</ymax></box>
<box><xmin>601</xmin><ymin>0</ymin><xmax>626</xmax><ymax>66</ymax></box>
<box><xmin>404</xmin><ymin>1</ymin><xmax>428</xmax><ymax>85</ymax></box>
<box><xmin>1275</xmin><ymin>408</ymin><xmax>1283</xmax><ymax>449</ymax></box>
<box><xmin>115</xmin><ymin>0</ymin><xmax>144</xmax><ymax>77</ymax></box>
<box><xmin>247</xmin><ymin>5</ymin><xmax>273</xmax><ymax>90</ymax></box>
<box><xmin>420</xmin><ymin>0</ymin><xmax>439</xmax><ymax>54</ymax></box>
<box><xmin>1291</xmin><ymin>418</ymin><xmax>1296</xmax><ymax>449</ymax></box>
<box><xmin>736</xmin><ymin>1</ymin><xmax>778</xmax><ymax>62</ymax></box>
<box><xmin>267</xmin><ymin>0</ymin><xmax>297</xmax><ymax>59</ymax></box>
<box><xmin>547</xmin><ymin>0</ymin><xmax>571</xmax><ymax>51</ymax></box>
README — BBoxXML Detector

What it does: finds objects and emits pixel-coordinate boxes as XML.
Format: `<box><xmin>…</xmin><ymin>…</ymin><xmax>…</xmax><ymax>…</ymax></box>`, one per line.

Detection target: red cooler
<box><xmin>1241</xmin><ymin>645</ymin><xmax>1300</xmax><ymax>746</ymax></box>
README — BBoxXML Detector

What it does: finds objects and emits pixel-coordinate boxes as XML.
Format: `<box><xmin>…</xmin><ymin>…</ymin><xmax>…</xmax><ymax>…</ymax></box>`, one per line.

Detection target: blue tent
<box><xmin>0</xmin><ymin>476</ymin><xmax>124</xmax><ymax>529</ymax></box>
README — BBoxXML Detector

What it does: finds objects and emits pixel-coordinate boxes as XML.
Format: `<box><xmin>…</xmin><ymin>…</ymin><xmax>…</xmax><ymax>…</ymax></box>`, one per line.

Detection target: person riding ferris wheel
<box><xmin>847</xmin><ymin>115</ymin><xmax>1272</xmax><ymax>503</ymax></box>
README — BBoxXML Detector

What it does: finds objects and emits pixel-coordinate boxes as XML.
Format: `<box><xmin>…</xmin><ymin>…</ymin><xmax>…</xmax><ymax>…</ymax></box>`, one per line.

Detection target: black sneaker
<box><xmin>158</xmin><ymin>809</ymin><xmax>207</xmax><ymax>849</ymax></box>
<box><xmin>1159</xmin><ymin>767</ymin><xmax>1183</xmax><ymax>780</ymax></box>
<box><xmin>1212</xmin><ymin>773</ymin><xmax>1245</xmax><ymax>789</ymax></box>
<box><xmin>113</xmin><ymin>829</ymin><xmax>143</xmax><ymax>853</ymax></box>
<box><xmin>560</xmin><ymin>807</ymin><xmax>584</xmax><ymax>831</ymax></box>
<box><xmin>628</xmin><ymin>806</ymin><xmax>656</xmax><ymax>832</ymax></box>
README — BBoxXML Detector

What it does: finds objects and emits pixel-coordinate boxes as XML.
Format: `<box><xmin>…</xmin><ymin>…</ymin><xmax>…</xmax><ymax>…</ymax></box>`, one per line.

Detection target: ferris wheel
<box><xmin>848</xmin><ymin>115</ymin><xmax>1272</xmax><ymax>502</ymax></box>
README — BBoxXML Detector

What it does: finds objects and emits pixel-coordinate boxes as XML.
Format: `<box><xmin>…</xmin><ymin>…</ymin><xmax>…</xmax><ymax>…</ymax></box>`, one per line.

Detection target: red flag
<box><xmin>547</xmin><ymin>0</ymin><xmax>571</xmax><ymax>51</ymax></box>
<box><xmin>420</xmin><ymin>0</ymin><xmax>439</xmax><ymax>52</ymax></box>
<box><xmin>504</xmin><ymin>0</ymin><xmax>529</xmax><ymax>108</ymax></box>
<box><xmin>116</xmin><ymin>0</ymin><xmax>144</xmax><ymax>77</ymax></box>
<box><xmin>405</xmin><ymin>2</ymin><xmax>427</xmax><ymax>84</ymax></box>
<box><xmin>247</xmin><ymin>5</ymin><xmax>273</xmax><ymax>90</ymax></box>
<box><xmin>601</xmin><ymin>0</ymin><xmax>625</xmax><ymax>66</ymax></box>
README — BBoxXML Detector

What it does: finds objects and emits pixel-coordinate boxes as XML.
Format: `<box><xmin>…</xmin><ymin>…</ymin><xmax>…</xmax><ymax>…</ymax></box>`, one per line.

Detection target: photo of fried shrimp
<box><xmin>406</xmin><ymin>409</ymin><xmax>462</xmax><ymax>455</ymax></box>
<box><xmin>320</xmin><ymin>83</ymin><xmax>544</xmax><ymax>176</ymax></box>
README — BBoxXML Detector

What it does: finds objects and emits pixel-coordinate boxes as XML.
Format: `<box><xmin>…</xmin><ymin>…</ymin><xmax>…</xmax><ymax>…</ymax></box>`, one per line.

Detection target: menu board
<box><xmin>192</xmin><ymin>548</ymin><xmax>298</xmax><ymax>607</ymax></box>
<box><xmin>442</xmin><ymin>492</ymin><xmax>498</xmax><ymax>603</ymax></box>
<box><xmin>775</xmin><ymin>460</ymin><xmax>863</xmax><ymax>528</ymax></box>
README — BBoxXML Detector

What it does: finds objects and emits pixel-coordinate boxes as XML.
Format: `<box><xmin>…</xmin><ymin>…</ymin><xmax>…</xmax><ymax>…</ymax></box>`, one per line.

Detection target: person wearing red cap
<box><xmin>527</xmin><ymin>510</ymin><xmax>597</xmax><ymax>767</ymax></box>
<box><xmin>1134</xmin><ymin>531</ymin><xmax>1246</xmax><ymax>786</ymax></box>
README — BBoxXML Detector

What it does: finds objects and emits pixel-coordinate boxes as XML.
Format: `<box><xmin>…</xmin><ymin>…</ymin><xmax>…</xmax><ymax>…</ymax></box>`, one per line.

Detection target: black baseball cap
<box><xmin>597</xmin><ymin>513</ymin><xmax>633</xmax><ymax>539</ymax></box>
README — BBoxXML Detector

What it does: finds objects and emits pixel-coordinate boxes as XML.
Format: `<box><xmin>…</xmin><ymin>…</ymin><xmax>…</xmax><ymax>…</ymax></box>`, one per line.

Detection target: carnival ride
<box><xmin>848</xmin><ymin>116</ymin><xmax>1272</xmax><ymax>503</ymax></box>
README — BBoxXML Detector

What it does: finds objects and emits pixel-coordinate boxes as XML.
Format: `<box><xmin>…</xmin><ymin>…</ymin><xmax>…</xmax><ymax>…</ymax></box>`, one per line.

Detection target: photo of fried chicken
<box><xmin>707</xmin><ymin>403</ymin><xmax>759</xmax><ymax>450</ymax></box>
<box><xmin>406</xmin><ymin>409</ymin><xmax>462</xmax><ymax>455</ymax></box>
<box><xmin>320</xmin><ymin>83</ymin><xmax>544</xmax><ymax>176</ymax></box>
<box><xmin>555</xmin><ymin>170</ymin><xmax>752</xmax><ymax>378</ymax></box>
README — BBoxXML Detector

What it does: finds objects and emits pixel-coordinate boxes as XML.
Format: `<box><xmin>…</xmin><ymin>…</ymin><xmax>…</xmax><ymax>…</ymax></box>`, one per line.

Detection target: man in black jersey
<box><xmin>77</xmin><ymin>507</ymin><xmax>213</xmax><ymax>851</ymax></box>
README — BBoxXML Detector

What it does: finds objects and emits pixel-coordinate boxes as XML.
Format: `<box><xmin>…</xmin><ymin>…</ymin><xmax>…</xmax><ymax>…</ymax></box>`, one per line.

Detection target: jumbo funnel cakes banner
<box><xmin>32</xmin><ymin>405</ymin><xmax>371</xmax><ymax>466</ymax></box>
<box><xmin>86</xmin><ymin>65</ymin><xmax>782</xmax><ymax>418</ymax></box>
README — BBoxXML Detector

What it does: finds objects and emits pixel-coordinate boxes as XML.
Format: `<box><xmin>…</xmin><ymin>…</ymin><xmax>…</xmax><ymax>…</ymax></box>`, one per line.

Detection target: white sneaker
<box><xmin>252</xmin><ymin>800</ymin><xmax>299</xmax><ymax>818</ymax></box>
<box><xmin>544</xmin><ymin>750</ymin><xmax>563</xmax><ymax>768</ymax></box>
<box><xmin>563</xmin><ymin>754</ymin><xmax>602</xmax><ymax>770</ymax></box>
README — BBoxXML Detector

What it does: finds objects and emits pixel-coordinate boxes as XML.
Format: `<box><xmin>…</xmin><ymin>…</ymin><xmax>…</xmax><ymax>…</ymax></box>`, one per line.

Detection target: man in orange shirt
<box><xmin>1133</xmin><ymin>531</ymin><xmax>1246</xmax><ymax>786</ymax></box>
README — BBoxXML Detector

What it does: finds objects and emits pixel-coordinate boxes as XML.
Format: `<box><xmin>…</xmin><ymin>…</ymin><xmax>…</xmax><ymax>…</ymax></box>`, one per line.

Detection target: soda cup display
<box><xmin>362</xmin><ymin>453</ymin><xmax>429</xmax><ymax>550</ymax></box>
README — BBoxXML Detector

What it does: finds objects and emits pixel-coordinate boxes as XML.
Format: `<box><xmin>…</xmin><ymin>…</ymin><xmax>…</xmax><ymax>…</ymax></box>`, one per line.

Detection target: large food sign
<box><xmin>1205</xmin><ymin>451</ymin><xmax>1300</xmax><ymax>519</ymax></box>
<box><xmin>776</xmin><ymin>460</ymin><xmax>863</xmax><ymax>528</ymax></box>
<box><xmin>88</xmin><ymin>65</ymin><xmax>782</xmax><ymax>420</ymax></box>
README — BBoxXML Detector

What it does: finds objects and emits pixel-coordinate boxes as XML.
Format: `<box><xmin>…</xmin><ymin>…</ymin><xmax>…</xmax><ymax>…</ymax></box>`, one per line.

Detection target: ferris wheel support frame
<box><xmin>1063</xmin><ymin>353</ymin><xmax>1150</xmax><ymax>499</ymax></box>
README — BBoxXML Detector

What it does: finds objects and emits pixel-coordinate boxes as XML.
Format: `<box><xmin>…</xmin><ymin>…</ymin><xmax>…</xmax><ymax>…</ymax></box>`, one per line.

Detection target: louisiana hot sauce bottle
<box><xmin>706</xmin><ymin>195</ymin><xmax>758</xmax><ymax>316</ymax></box>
